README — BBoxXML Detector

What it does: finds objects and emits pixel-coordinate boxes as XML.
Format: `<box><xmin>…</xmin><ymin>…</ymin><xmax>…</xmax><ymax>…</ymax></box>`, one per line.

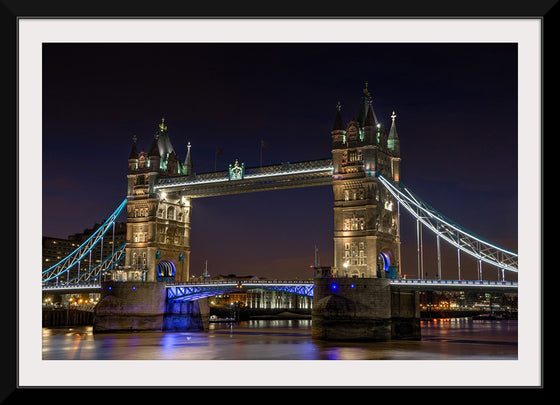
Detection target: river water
<box><xmin>42</xmin><ymin>318</ymin><xmax>517</xmax><ymax>361</ymax></box>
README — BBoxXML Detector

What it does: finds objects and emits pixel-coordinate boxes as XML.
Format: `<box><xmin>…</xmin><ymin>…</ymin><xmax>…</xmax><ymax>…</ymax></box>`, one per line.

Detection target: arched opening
<box><xmin>378</xmin><ymin>252</ymin><xmax>391</xmax><ymax>272</ymax></box>
<box><xmin>157</xmin><ymin>260</ymin><xmax>176</xmax><ymax>281</ymax></box>
<box><xmin>378</xmin><ymin>250</ymin><xmax>398</xmax><ymax>279</ymax></box>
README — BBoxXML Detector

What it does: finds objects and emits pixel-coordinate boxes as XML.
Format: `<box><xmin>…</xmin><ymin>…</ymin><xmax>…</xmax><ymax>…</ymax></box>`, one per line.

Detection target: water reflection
<box><xmin>42</xmin><ymin>319</ymin><xmax>517</xmax><ymax>360</ymax></box>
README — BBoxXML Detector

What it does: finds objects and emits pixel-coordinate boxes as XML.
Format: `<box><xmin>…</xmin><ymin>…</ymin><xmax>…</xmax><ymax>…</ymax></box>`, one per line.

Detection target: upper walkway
<box><xmin>153</xmin><ymin>158</ymin><xmax>334</xmax><ymax>197</ymax></box>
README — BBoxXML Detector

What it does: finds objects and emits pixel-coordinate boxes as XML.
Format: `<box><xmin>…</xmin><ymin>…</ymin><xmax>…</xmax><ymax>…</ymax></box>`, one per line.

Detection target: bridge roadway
<box><xmin>42</xmin><ymin>278</ymin><xmax>518</xmax><ymax>299</ymax></box>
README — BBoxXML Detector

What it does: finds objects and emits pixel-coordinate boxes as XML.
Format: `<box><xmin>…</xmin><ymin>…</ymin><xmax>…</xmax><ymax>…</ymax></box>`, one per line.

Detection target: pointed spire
<box><xmin>158</xmin><ymin>117</ymin><xmax>167</xmax><ymax>134</ymax></box>
<box><xmin>155</xmin><ymin>117</ymin><xmax>175</xmax><ymax>157</ymax></box>
<box><xmin>388</xmin><ymin>111</ymin><xmax>399</xmax><ymax>139</ymax></box>
<box><xmin>354</xmin><ymin>81</ymin><xmax>378</xmax><ymax>128</ymax></box>
<box><xmin>148</xmin><ymin>131</ymin><xmax>159</xmax><ymax>157</ymax></box>
<box><xmin>365</xmin><ymin>99</ymin><xmax>375</xmax><ymax>127</ymax></box>
<box><xmin>128</xmin><ymin>134</ymin><xmax>138</xmax><ymax>159</ymax></box>
<box><xmin>387</xmin><ymin>111</ymin><xmax>400</xmax><ymax>154</ymax></box>
<box><xmin>184</xmin><ymin>141</ymin><xmax>194</xmax><ymax>176</ymax></box>
<box><xmin>332</xmin><ymin>101</ymin><xmax>344</xmax><ymax>131</ymax></box>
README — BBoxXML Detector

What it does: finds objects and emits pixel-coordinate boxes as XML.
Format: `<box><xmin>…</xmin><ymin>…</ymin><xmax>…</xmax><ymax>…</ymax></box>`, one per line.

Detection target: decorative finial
<box><xmin>391</xmin><ymin>111</ymin><xmax>397</xmax><ymax>122</ymax></box>
<box><xmin>363</xmin><ymin>81</ymin><xmax>371</xmax><ymax>98</ymax></box>
<box><xmin>187</xmin><ymin>141</ymin><xmax>191</xmax><ymax>149</ymax></box>
<box><xmin>159</xmin><ymin>117</ymin><xmax>167</xmax><ymax>132</ymax></box>
<box><xmin>132</xmin><ymin>134</ymin><xmax>137</xmax><ymax>143</ymax></box>
<box><xmin>336</xmin><ymin>101</ymin><xmax>341</xmax><ymax>112</ymax></box>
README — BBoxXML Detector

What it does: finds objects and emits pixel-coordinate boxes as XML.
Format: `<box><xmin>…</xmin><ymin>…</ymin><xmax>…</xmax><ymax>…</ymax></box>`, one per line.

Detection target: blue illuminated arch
<box><xmin>157</xmin><ymin>260</ymin><xmax>176</xmax><ymax>280</ymax></box>
<box><xmin>378</xmin><ymin>252</ymin><xmax>391</xmax><ymax>272</ymax></box>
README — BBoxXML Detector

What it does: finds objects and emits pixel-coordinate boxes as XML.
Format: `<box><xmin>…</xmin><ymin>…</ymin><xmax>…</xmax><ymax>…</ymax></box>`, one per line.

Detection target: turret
<box><xmin>387</xmin><ymin>111</ymin><xmax>400</xmax><ymax>155</ymax></box>
<box><xmin>148</xmin><ymin>132</ymin><xmax>160</xmax><ymax>172</ymax></box>
<box><xmin>128</xmin><ymin>135</ymin><xmax>138</xmax><ymax>173</ymax></box>
<box><xmin>331</xmin><ymin>101</ymin><xmax>346</xmax><ymax>148</ymax></box>
<box><xmin>387</xmin><ymin>111</ymin><xmax>401</xmax><ymax>182</ymax></box>
<box><xmin>183</xmin><ymin>142</ymin><xmax>194</xmax><ymax>177</ymax></box>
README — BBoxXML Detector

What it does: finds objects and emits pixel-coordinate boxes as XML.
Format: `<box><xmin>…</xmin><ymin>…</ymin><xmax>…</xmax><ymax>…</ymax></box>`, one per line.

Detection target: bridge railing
<box><xmin>42</xmin><ymin>283</ymin><xmax>102</xmax><ymax>290</ymax></box>
<box><xmin>166</xmin><ymin>279</ymin><xmax>314</xmax><ymax>287</ymax></box>
<box><xmin>390</xmin><ymin>279</ymin><xmax>518</xmax><ymax>288</ymax></box>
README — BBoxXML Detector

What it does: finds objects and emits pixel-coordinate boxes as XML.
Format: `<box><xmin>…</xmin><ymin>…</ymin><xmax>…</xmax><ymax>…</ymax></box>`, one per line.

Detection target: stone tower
<box><xmin>124</xmin><ymin>118</ymin><xmax>192</xmax><ymax>283</ymax></box>
<box><xmin>331</xmin><ymin>84</ymin><xmax>402</xmax><ymax>278</ymax></box>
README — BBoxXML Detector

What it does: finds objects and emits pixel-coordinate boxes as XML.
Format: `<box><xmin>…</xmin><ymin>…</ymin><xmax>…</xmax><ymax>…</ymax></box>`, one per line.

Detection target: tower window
<box><xmin>348</xmin><ymin>150</ymin><xmax>362</xmax><ymax>163</ymax></box>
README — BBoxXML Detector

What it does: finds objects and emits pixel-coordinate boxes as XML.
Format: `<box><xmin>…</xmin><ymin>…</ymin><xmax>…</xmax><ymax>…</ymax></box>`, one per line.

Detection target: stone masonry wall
<box><xmin>312</xmin><ymin>278</ymin><xmax>420</xmax><ymax>341</ymax></box>
<box><xmin>93</xmin><ymin>281</ymin><xmax>166</xmax><ymax>333</ymax></box>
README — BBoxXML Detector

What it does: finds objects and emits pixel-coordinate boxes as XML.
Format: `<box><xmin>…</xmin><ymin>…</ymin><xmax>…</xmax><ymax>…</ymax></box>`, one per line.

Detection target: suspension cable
<box><xmin>378</xmin><ymin>175</ymin><xmax>518</xmax><ymax>273</ymax></box>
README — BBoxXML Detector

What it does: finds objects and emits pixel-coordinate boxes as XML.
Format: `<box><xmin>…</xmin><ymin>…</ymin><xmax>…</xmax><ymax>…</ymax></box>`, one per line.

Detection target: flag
<box><xmin>261</xmin><ymin>140</ymin><xmax>268</xmax><ymax>149</ymax></box>
<box><xmin>216</xmin><ymin>147</ymin><xmax>223</xmax><ymax>155</ymax></box>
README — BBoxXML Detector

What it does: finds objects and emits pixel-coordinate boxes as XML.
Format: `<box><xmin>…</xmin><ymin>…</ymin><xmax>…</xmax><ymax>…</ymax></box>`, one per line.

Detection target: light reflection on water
<box><xmin>42</xmin><ymin>318</ymin><xmax>517</xmax><ymax>360</ymax></box>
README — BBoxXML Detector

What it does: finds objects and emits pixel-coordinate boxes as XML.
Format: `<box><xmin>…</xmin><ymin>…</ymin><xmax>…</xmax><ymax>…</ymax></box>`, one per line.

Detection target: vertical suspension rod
<box><xmin>397</xmin><ymin>201</ymin><xmax>402</xmax><ymax>278</ymax></box>
<box><xmin>112</xmin><ymin>221</ymin><xmax>115</xmax><ymax>256</ymax></box>
<box><xmin>437</xmin><ymin>234</ymin><xmax>441</xmax><ymax>280</ymax></box>
<box><xmin>416</xmin><ymin>219</ymin><xmax>421</xmax><ymax>279</ymax></box>
<box><xmin>420</xmin><ymin>221</ymin><xmax>424</xmax><ymax>279</ymax></box>
<box><xmin>457</xmin><ymin>248</ymin><xmax>461</xmax><ymax>281</ymax></box>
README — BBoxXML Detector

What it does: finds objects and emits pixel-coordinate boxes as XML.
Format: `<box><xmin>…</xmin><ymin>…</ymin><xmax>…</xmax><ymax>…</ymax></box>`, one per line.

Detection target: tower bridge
<box><xmin>42</xmin><ymin>84</ymin><xmax>518</xmax><ymax>340</ymax></box>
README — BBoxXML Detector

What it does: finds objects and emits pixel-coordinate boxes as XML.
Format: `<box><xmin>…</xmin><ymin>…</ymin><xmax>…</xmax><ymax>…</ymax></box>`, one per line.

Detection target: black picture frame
<box><xmin>5</xmin><ymin>0</ymin><xmax>554</xmax><ymax>397</ymax></box>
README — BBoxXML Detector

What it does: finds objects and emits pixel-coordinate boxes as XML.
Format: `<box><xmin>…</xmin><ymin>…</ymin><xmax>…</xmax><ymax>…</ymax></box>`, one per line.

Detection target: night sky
<box><xmin>42</xmin><ymin>42</ymin><xmax>518</xmax><ymax>281</ymax></box>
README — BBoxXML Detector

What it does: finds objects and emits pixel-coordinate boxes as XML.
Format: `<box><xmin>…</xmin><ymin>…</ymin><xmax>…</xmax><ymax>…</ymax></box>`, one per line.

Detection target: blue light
<box><xmin>350</xmin><ymin>284</ymin><xmax>355</xmax><ymax>288</ymax></box>
<box><xmin>132</xmin><ymin>286</ymin><xmax>136</xmax><ymax>291</ymax></box>
<box><xmin>108</xmin><ymin>286</ymin><xmax>112</xmax><ymax>290</ymax></box>
<box><xmin>331</xmin><ymin>284</ymin><xmax>338</xmax><ymax>290</ymax></box>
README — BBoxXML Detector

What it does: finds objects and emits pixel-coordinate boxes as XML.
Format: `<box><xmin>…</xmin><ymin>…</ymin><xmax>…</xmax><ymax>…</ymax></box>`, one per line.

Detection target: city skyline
<box><xmin>42</xmin><ymin>42</ymin><xmax>518</xmax><ymax>281</ymax></box>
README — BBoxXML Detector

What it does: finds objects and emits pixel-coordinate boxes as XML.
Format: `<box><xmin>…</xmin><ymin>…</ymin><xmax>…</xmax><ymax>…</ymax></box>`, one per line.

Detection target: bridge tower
<box><xmin>331</xmin><ymin>84</ymin><xmax>402</xmax><ymax>278</ymax></box>
<box><xmin>125</xmin><ymin>118</ymin><xmax>192</xmax><ymax>283</ymax></box>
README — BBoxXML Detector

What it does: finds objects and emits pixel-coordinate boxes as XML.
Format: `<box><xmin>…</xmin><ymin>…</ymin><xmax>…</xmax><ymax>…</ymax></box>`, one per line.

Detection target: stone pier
<box><xmin>93</xmin><ymin>281</ymin><xmax>208</xmax><ymax>333</ymax></box>
<box><xmin>311</xmin><ymin>278</ymin><xmax>420</xmax><ymax>341</ymax></box>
